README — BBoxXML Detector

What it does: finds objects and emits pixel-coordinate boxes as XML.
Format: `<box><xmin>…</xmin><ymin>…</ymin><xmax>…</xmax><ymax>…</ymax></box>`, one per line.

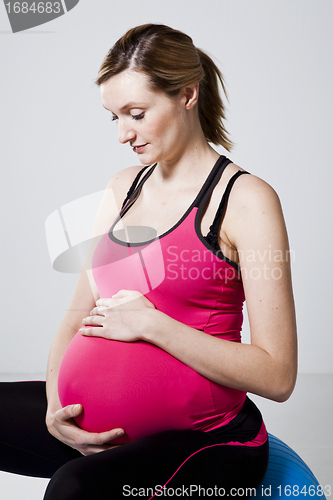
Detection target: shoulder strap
<box><xmin>121</xmin><ymin>165</ymin><xmax>152</xmax><ymax>210</ymax></box>
<box><xmin>110</xmin><ymin>164</ymin><xmax>157</xmax><ymax>235</ymax></box>
<box><xmin>207</xmin><ymin>170</ymin><xmax>251</xmax><ymax>236</ymax></box>
<box><xmin>194</xmin><ymin>156</ymin><xmax>231</xmax><ymax>208</ymax></box>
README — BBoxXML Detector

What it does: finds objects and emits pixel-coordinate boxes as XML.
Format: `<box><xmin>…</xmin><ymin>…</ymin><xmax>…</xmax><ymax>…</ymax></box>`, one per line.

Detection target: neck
<box><xmin>155</xmin><ymin>119</ymin><xmax>221</xmax><ymax>186</ymax></box>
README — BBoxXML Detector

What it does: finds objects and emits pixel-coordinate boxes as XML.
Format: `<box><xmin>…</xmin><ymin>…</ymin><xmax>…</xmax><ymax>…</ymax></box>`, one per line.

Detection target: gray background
<box><xmin>1</xmin><ymin>0</ymin><xmax>332</xmax><ymax>375</ymax></box>
<box><xmin>0</xmin><ymin>1</ymin><xmax>332</xmax><ymax>495</ymax></box>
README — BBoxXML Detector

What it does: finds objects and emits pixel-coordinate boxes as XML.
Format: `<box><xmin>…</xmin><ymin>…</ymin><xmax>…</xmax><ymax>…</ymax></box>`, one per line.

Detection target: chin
<box><xmin>136</xmin><ymin>153</ymin><xmax>158</xmax><ymax>166</ymax></box>
<box><xmin>137</xmin><ymin>156</ymin><xmax>150</xmax><ymax>165</ymax></box>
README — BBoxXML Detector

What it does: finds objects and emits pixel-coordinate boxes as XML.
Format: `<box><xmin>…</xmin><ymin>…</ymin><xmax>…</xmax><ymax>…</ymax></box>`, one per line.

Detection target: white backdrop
<box><xmin>0</xmin><ymin>0</ymin><xmax>332</xmax><ymax>376</ymax></box>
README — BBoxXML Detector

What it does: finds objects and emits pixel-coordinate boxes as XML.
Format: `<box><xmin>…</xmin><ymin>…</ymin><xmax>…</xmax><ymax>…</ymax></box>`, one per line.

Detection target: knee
<box><xmin>43</xmin><ymin>459</ymin><xmax>92</xmax><ymax>500</ymax></box>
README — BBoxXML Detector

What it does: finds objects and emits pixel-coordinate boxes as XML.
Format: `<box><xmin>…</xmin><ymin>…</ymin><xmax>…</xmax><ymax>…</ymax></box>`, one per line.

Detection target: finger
<box><xmin>95</xmin><ymin>297</ymin><xmax>123</xmax><ymax>309</ymax></box>
<box><xmin>56</xmin><ymin>404</ymin><xmax>83</xmax><ymax>422</ymax></box>
<box><xmin>96</xmin><ymin>298</ymin><xmax>113</xmax><ymax>307</ymax></box>
<box><xmin>108</xmin><ymin>291</ymin><xmax>141</xmax><ymax>307</ymax></box>
<box><xmin>85</xmin><ymin>429</ymin><xmax>125</xmax><ymax>445</ymax></box>
<box><xmin>111</xmin><ymin>290</ymin><xmax>127</xmax><ymax>298</ymax></box>
<box><xmin>80</xmin><ymin>444</ymin><xmax>122</xmax><ymax>456</ymax></box>
<box><xmin>73</xmin><ymin>428</ymin><xmax>125</xmax><ymax>447</ymax></box>
<box><xmin>55</xmin><ymin>406</ymin><xmax>124</xmax><ymax>438</ymax></box>
<box><xmin>82</xmin><ymin>316</ymin><xmax>103</xmax><ymax>326</ymax></box>
<box><xmin>89</xmin><ymin>306</ymin><xmax>107</xmax><ymax>316</ymax></box>
<box><xmin>79</xmin><ymin>326</ymin><xmax>103</xmax><ymax>337</ymax></box>
<box><xmin>113</xmin><ymin>290</ymin><xmax>142</xmax><ymax>299</ymax></box>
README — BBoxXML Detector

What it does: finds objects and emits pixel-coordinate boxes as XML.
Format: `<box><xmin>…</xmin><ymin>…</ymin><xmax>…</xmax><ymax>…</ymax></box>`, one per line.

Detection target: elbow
<box><xmin>271</xmin><ymin>385</ymin><xmax>294</xmax><ymax>403</ymax></box>
<box><xmin>269</xmin><ymin>370</ymin><xmax>297</xmax><ymax>403</ymax></box>
<box><xmin>263</xmin><ymin>349</ymin><xmax>298</xmax><ymax>403</ymax></box>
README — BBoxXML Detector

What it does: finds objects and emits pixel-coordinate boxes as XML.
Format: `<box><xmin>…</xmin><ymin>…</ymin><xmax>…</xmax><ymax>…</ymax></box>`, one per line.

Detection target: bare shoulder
<box><xmin>105</xmin><ymin>164</ymin><xmax>146</xmax><ymax>208</ymax></box>
<box><xmin>91</xmin><ymin>165</ymin><xmax>144</xmax><ymax>237</ymax></box>
<box><xmin>226</xmin><ymin>162</ymin><xmax>282</xmax><ymax>215</ymax></box>
<box><xmin>223</xmin><ymin>163</ymin><xmax>285</xmax><ymax>249</ymax></box>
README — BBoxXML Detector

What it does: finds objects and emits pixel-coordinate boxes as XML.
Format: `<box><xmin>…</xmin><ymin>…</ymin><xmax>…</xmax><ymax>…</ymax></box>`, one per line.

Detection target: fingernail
<box><xmin>116</xmin><ymin>430</ymin><xmax>125</xmax><ymax>436</ymax></box>
<box><xmin>73</xmin><ymin>404</ymin><xmax>81</xmax><ymax>412</ymax></box>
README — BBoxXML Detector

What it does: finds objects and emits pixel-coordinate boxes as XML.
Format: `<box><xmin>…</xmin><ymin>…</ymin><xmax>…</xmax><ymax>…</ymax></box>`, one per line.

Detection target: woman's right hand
<box><xmin>46</xmin><ymin>404</ymin><xmax>125</xmax><ymax>456</ymax></box>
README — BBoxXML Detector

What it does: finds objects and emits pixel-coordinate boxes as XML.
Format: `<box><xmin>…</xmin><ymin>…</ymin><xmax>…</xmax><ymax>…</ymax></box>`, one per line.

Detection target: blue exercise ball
<box><xmin>256</xmin><ymin>434</ymin><xmax>327</xmax><ymax>500</ymax></box>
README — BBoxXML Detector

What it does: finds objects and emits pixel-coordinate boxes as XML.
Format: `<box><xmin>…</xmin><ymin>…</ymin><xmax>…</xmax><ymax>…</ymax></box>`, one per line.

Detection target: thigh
<box><xmin>0</xmin><ymin>381</ymin><xmax>81</xmax><ymax>478</ymax></box>
<box><xmin>44</xmin><ymin>429</ymin><xmax>269</xmax><ymax>500</ymax></box>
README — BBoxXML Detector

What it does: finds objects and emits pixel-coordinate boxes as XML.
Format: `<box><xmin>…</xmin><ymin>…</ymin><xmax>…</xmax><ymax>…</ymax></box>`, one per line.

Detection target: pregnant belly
<box><xmin>58</xmin><ymin>332</ymin><xmax>216</xmax><ymax>444</ymax></box>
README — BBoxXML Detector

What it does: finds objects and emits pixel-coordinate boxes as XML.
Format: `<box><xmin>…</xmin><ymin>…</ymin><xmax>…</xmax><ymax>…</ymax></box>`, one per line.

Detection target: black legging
<box><xmin>0</xmin><ymin>381</ymin><xmax>269</xmax><ymax>499</ymax></box>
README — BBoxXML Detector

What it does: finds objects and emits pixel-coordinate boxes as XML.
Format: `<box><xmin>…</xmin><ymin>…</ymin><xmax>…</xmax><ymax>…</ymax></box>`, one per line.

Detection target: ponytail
<box><xmin>196</xmin><ymin>49</ymin><xmax>233</xmax><ymax>151</ymax></box>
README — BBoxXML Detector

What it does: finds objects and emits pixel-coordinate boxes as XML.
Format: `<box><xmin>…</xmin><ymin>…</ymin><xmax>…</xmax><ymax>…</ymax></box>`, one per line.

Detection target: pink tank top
<box><xmin>58</xmin><ymin>156</ymin><xmax>251</xmax><ymax>444</ymax></box>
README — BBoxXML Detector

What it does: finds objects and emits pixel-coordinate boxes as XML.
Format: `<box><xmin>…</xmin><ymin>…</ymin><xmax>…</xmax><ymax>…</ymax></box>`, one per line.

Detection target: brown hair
<box><xmin>95</xmin><ymin>24</ymin><xmax>233</xmax><ymax>151</ymax></box>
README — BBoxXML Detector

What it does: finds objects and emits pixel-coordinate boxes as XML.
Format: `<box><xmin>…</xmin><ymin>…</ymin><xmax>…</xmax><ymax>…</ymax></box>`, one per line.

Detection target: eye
<box><xmin>111</xmin><ymin>114</ymin><xmax>118</xmax><ymax>122</ymax></box>
<box><xmin>131</xmin><ymin>112</ymin><xmax>145</xmax><ymax>121</ymax></box>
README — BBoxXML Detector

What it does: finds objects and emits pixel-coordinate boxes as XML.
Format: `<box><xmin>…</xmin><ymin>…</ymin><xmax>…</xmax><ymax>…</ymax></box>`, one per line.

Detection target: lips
<box><xmin>132</xmin><ymin>144</ymin><xmax>148</xmax><ymax>153</ymax></box>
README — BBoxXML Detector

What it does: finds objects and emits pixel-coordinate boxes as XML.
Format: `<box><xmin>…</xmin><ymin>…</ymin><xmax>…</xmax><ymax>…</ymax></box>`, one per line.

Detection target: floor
<box><xmin>0</xmin><ymin>373</ymin><xmax>332</xmax><ymax>499</ymax></box>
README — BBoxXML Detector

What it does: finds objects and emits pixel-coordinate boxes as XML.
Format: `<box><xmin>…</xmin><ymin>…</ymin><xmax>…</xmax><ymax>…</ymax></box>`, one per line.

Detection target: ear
<box><xmin>182</xmin><ymin>84</ymin><xmax>199</xmax><ymax>110</ymax></box>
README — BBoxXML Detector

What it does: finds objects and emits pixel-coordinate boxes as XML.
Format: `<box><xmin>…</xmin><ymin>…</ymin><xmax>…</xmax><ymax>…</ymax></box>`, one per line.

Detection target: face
<box><xmin>100</xmin><ymin>69</ymin><xmax>191</xmax><ymax>166</ymax></box>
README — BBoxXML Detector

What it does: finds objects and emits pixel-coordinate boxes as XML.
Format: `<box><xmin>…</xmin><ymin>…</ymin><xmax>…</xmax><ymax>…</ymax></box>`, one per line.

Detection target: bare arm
<box><xmin>45</xmin><ymin>269</ymin><xmax>95</xmax><ymax>416</ymax></box>
<box><xmin>45</xmin><ymin>165</ymin><xmax>143</xmax><ymax>454</ymax></box>
<box><xmin>81</xmin><ymin>171</ymin><xmax>297</xmax><ymax>402</ymax></box>
<box><xmin>139</xmin><ymin>174</ymin><xmax>297</xmax><ymax>402</ymax></box>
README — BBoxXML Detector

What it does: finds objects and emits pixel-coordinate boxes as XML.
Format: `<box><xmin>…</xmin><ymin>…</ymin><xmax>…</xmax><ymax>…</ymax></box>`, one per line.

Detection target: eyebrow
<box><xmin>102</xmin><ymin>102</ymin><xmax>146</xmax><ymax>112</ymax></box>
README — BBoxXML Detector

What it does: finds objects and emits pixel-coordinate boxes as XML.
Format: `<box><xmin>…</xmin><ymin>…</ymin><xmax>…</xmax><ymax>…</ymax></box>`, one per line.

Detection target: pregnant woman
<box><xmin>0</xmin><ymin>24</ymin><xmax>297</xmax><ymax>499</ymax></box>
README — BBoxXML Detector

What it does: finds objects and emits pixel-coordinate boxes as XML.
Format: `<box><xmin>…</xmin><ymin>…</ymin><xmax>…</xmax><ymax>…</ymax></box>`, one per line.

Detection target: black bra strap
<box><xmin>206</xmin><ymin>170</ymin><xmax>251</xmax><ymax>238</ymax></box>
<box><xmin>194</xmin><ymin>156</ymin><xmax>231</xmax><ymax>208</ymax></box>
<box><xmin>121</xmin><ymin>164</ymin><xmax>154</xmax><ymax>210</ymax></box>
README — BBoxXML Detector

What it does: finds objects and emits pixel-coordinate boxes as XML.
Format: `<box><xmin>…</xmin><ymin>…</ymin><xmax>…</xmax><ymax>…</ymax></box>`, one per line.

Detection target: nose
<box><xmin>117</xmin><ymin>119</ymin><xmax>136</xmax><ymax>144</ymax></box>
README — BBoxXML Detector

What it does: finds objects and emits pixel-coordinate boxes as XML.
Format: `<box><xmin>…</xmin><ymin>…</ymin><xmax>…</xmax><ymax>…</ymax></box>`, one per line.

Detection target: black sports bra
<box><xmin>110</xmin><ymin>156</ymin><xmax>251</xmax><ymax>270</ymax></box>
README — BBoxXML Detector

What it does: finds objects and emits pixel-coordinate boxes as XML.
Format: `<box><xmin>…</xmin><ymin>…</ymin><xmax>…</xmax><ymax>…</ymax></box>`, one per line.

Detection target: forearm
<box><xmin>46</xmin><ymin>321</ymin><xmax>78</xmax><ymax>413</ymax></box>
<box><xmin>142</xmin><ymin>309</ymin><xmax>296</xmax><ymax>403</ymax></box>
<box><xmin>46</xmin><ymin>268</ymin><xmax>97</xmax><ymax>412</ymax></box>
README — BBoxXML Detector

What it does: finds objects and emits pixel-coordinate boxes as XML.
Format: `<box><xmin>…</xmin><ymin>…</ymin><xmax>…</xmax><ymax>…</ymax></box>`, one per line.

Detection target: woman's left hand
<box><xmin>79</xmin><ymin>290</ymin><xmax>156</xmax><ymax>342</ymax></box>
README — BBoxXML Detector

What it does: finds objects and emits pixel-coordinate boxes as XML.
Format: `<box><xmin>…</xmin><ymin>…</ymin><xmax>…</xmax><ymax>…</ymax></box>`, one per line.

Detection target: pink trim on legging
<box><xmin>149</xmin><ymin>421</ymin><xmax>268</xmax><ymax>499</ymax></box>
